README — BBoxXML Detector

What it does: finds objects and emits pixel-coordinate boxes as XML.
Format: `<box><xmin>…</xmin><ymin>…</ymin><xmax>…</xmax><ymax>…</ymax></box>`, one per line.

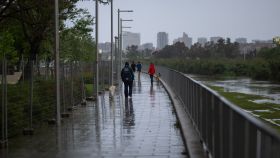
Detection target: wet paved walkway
<box><xmin>0</xmin><ymin>74</ymin><xmax>187</xmax><ymax>158</ymax></box>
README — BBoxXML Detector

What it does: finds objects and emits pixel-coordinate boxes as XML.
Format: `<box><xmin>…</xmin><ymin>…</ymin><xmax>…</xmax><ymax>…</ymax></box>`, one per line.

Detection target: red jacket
<box><xmin>148</xmin><ymin>64</ymin><xmax>155</xmax><ymax>75</ymax></box>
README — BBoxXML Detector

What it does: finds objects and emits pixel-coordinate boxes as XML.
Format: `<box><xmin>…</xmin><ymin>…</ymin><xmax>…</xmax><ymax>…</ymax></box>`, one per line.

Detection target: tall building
<box><xmin>122</xmin><ymin>31</ymin><xmax>141</xmax><ymax>50</ymax></box>
<box><xmin>210</xmin><ymin>36</ymin><xmax>223</xmax><ymax>43</ymax></box>
<box><xmin>173</xmin><ymin>32</ymin><xmax>192</xmax><ymax>48</ymax></box>
<box><xmin>157</xmin><ymin>32</ymin><xmax>169</xmax><ymax>50</ymax></box>
<box><xmin>98</xmin><ymin>42</ymin><xmax>111</xmax><ymax>53</ymax></box>
<box><xmin>182</xmin><ymin>33</ymin><xmax>192</xmax><ymax>48</ymax></box>
<box><xmin>197</xmin><ymin>37</ymin><xmax>207</xmax><ymax>46</ymax></box>
<box><xmin>139</xmin><ymin>43</ymin><xmax>155</xmax><ymax>51</ymax></box>
<box><xmin>235</xmin><ymin>38</ymin><xmax>247</xmax><ymax>44</ymax></box>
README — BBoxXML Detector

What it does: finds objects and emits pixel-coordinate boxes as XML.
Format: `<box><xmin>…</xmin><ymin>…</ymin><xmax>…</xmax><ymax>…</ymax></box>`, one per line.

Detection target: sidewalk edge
<box><xmin>159</xmin><ymin>78</ymin><xmax>208</xmax><ymax>158</ymax></box>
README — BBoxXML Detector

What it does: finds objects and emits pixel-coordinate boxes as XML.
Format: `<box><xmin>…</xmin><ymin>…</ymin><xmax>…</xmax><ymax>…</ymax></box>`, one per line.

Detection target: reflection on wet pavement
<box><xmin>0</xmin><ymin>74</ymin><xmax>186</xmax><ymax>158</ymax></box>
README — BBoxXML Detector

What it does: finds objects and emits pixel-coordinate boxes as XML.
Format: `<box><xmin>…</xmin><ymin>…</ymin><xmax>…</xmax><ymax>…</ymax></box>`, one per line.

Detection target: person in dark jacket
<box><xmin>148</xmin><ymin>63</ymin><xmax>155</xmax><ymax>86</ymax></box>
<box><xmin>131</xmin><ymin>61</ymin><xmax>136</xmax><ymax>72</ymax></box>
<box><xmin>136</xmin><ymin>61</ymin><xmax>142</xmax><ymax>78</ymax></box>
<box><xmin>121</xmin><ymin>62</ymin><xmax>134</xmax><ymax>98</ymax></box>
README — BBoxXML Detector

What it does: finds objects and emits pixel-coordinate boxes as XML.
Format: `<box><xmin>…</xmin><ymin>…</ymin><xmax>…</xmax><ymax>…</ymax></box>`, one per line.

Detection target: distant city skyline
<box><xmin>173</xmin><ymin>33</ymin><xmax>192</xmax><ymax>48</ymax></box>
<box><xmin>122</xmin><ymin>31</ymin><xmax>140</xmax><ymax>50</ymax></box>
<box><xmin>157</xmin><ymin>32</ymin><xmax>169</xmax><ymax>49</ymax></box>
<box><xmin>77</xmin><ymin>0</ymin><xmax>280</xmax><ymax>46</ymax></box>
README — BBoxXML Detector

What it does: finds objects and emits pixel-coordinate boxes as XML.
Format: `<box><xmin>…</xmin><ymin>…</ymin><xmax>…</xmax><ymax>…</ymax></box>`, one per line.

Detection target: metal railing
<box><xmin>156</xmin><ymin>65</ymin><xmax>280</xmax><ymax>158</ymax></box>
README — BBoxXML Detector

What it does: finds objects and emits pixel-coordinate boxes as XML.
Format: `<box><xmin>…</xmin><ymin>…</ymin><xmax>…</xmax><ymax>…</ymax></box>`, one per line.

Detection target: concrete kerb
<box><xmin>158</xmin><ymin>77</ymin><xmax>208</xmax><ymax>158</ymax></box>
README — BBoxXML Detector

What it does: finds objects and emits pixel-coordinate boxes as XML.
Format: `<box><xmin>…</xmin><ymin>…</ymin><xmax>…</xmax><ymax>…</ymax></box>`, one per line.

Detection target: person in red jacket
<box><xmin>148</xmin><ymin>63</ymin><xmax>156</xmax><ymax>86</ymax></box>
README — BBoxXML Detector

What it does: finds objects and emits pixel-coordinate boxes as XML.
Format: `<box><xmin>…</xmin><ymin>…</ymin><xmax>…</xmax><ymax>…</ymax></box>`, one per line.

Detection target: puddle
<box><xmin>253</xmin><ymin>109</ymin><xmax>272</xmax><ymax>113</ymax></box>
<box><xmin>252</xmin><ymin>99</ymin><xmax>278</xmax><ymax>104</ymax></box>
<box><xmin>189</xmin><ymin>74</ymin><xmax>280</xmax><ymax>105</ymax></box>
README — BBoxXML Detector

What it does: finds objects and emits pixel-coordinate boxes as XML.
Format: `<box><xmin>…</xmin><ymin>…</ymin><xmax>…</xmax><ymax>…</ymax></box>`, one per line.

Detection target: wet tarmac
<box><xmin>0</xmin><ymin>74</ymin><xmax>187</xmax><ymax>158</ymax></box>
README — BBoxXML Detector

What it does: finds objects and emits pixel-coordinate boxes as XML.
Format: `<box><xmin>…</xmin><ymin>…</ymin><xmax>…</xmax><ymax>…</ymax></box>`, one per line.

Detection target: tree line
<box><xmin>150</xmin><ymin>38</ymin><xmax>280</xmax><ymax>81</ymax></box>
<box><xmin>125</xmin><ymin>45</ymin><xmax>154</xmax><ymax>59</ymax></box>
<box><xmin>0</xmin><ymin>0</ymin><xmax>99</xmax><ymax>138</ymax></box>
<box><xmin>0</xmin><ymin>0</ymin><xmax>96</xmax><ymax>77</ymax></box>
<box><xmin>153</xmin><ymin>38</ymin><xmax>244</xmax><ymax>59</ymax></box>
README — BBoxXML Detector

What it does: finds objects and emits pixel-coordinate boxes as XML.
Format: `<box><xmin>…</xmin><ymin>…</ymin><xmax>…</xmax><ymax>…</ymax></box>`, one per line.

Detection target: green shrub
<box><xmin>249</xmin><ymin>59</ymin><xmax>271</xmax><ymax>80</ymax></box>
<box><xmin>85</xmin><ymin>84</ymin><xmax>93</xmax><ymax>97</ymax></box>
<box><xmin>0</xmin><ymin>78</ymin><xmax>83</xmax><ymax>137</ymax></box>
<box><xmin>150</xmin><ymin>58</ymin><xmax>280</xmax><ymax>82</ymax></box>
<box><xmin>83</xmin><ymin>72</ymin><xmax>94</xmax><ymax>84</ymax></box>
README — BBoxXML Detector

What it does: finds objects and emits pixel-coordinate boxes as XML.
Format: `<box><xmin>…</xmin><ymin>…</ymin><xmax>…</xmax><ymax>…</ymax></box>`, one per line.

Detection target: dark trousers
<box><xmin>124</xmin><ymin>80</ymin><xmax>133</xmax><ymax>97</ymax></box>
<box><xmin>150</xmin><ymin>75</ymin><xmax>154</xmax><ymax>85</ymax></box>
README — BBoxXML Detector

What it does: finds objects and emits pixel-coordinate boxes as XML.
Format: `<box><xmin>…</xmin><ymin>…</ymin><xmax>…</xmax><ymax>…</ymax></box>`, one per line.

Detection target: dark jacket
<box><xmin>131</xmin><ymin>63</ymin><xmax>136</xmax><ymax>72</ymax></box>
<box><xmin>121</xmin><ymin>65</ymin><xmax>134</xmax><ymax>82</ymax></box>
<box><xmin>136</xmin><ymin>63</ymin><xmax>142</xmax><ymax>71</ymax></box>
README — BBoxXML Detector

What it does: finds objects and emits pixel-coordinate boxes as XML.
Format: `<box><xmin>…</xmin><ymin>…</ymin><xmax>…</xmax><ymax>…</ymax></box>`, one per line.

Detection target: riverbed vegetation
<box><xmin>208</xmin><ymin>85</ymin><xmax>280</xmax><ymax>132</ymax></box>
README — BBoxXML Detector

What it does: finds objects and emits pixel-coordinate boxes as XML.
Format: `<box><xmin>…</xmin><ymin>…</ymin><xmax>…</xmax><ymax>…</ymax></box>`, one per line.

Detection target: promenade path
<box><xmin>0</xmin><ymin>74</ymin><xmax>187</xmax><ymax>158</ymax></box>
<box><xmin>0</xmin><ymin>72</ymin><xmax>22</xmax><ymax>84</ymax></box>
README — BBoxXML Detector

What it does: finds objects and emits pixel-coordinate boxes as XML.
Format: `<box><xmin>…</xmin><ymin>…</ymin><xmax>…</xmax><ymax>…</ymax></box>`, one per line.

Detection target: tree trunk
<box><xmin>36</xmin><ymin>55</ymin><xmax>41</xmax><ymax>76</ymax></box>
<box><xmin>23</xmin><ymin>45</ymin><xmax>38</xmax><ymax>80</ymax></box>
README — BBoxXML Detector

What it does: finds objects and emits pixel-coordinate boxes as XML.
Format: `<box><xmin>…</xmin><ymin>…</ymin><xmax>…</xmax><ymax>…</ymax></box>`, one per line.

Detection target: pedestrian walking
<box><xmin>131</xmin><ymin>61</ymin><xmax>136</xmax><ymax>72</ymax></box>
<box><xmin>148</xmin><ymin>63</ymin><xmax>155</xmax><ymax>86</ymax></box>
<box><xmin>121</xmin><ymin>62</ymin><xmax>134</xmax><ymax>98</ymax></box>
<box><xmin>136</xmin><ymin>61</ymin><xmax>142</xmax><ymax>78</ymax></box>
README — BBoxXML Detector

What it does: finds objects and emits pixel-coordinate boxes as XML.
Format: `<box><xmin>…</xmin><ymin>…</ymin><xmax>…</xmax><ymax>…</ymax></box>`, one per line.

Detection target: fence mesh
<box><xmin>0</xmin><ymin>59</ymin><xmax>112</xmax><ymax>139</ymax></box>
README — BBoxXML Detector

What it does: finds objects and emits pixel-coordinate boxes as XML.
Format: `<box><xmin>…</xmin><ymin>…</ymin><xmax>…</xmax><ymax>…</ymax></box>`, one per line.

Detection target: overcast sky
<box><xmin>77</xmin><ymin>0</ymin><xmax>280</xmax><ymax>46</ymax></box>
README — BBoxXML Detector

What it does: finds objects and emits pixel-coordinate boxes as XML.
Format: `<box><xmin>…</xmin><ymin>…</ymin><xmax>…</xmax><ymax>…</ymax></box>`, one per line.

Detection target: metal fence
<box><xmin>156</xmin><ymin>65</ymin><xmax>280</xmax><ymax>158</ymax></box>
<box><xmin>0</xmin><ymin>59</ymin><xmax>112</xmax><ymax>145</ymax></box>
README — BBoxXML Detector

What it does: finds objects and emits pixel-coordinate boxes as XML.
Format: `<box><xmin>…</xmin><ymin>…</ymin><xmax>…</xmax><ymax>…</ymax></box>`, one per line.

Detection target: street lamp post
<box><xmin>114</xmin><ymin>36</ymin><xmax>118</xmax><ymax>83</ymax></box>
<box><xmin>120</xmin><ymin>19</ymin><xmax>122</xmax><ymax>68</ymax></box>
<box><xmin>55</xmin><ymin>0</ymin><xmax>61</xmax><ymax>126</ymax></box>
<box><xmin>1</xmin><ymin>53</ymin><xmax>7</xmax><ymax>147</ymax></box>
<box><xmin>120</xmin><ymin>19</ymin><xmax>133</xmax><ymax>70</ymax></box>
<box><xmin>110</xmin><ymin>0</ymin><xmax>113</xmax><ymax>86</ymax></box>
<box><xmin>117</xmin><ymin>9</ymin><xmax>133</xmax><ymax>69</ymax></box>
<box><xmin>95</xmin><ymin>0</ymin><xmax>99</xmax><ymax>99</ymax></box>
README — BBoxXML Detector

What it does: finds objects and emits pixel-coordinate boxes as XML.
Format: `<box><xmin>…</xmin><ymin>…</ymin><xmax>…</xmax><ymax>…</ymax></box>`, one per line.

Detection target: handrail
<box><xmin>155</xmin><ymin>65</ymin><xmax>280</xmax><ymax>158</ymax></box>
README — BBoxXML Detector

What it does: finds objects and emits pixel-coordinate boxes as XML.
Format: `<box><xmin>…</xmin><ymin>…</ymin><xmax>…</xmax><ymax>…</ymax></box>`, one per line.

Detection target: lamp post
<box><xmin>120</xmin><ymin>19</ymin><xmax>132</xmax><ymax>70</ymax></box>
<box><xmin>120</xmin><ymin>28</ymin><xmax>131</xmax><ymax>63</ymax></box>
<box><xmin>54</xmin><ymin>0</ymin><xmax>61</xmax><ymax>126</ymax></box>
<box><xmin>117</xmin><ymin>9</ymin><xmax>133</xmax><ymax>69</ymax></box>
<box><xmin>95</xmin><ymin>0</ymin><xmax>99</xmax><ymax>99</ymax></box>
<box><xmin>114</xmin><ymin>36</ymin><xmax>118</xmax><ymax>83</ymax></box>
<box><xmin>1</xmin><ymin>53</ymin><xmax>7</xmax><ymax>146</ymax></box>
<box><xmin>110</xmin><ymin>0</ymin><xmax>113</xmax><ymax>86</ymax></box>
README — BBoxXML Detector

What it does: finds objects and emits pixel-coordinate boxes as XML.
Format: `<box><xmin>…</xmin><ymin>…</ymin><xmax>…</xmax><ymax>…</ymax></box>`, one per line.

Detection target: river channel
<box><xmin>189</xmin><ymin>75</ymin><xmax>280</xmax><ymax>105</ymax></box>
<box><xmin>188</xmin><ymin>74</ymin><xmax>280</xmax><ymax>129</ymax></box>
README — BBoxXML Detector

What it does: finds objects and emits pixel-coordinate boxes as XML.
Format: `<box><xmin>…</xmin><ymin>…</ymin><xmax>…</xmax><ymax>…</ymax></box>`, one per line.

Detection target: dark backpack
<box><xmin>123</xmin><ymin>67</ymin><xmax>132</xmax><ymax>81</ymax></box>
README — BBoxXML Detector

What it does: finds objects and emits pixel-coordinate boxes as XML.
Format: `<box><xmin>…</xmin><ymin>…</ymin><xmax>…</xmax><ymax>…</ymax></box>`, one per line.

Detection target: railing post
<box><xmin>205</xmin><ymin>92</ymin><xmax>210</xmax><ymax>148</ymax></box>
<box><xmin>244</xmin><ymin>121</ymin><xmax>249</xmax><ymax>158</ymax></box>
<box><xmin>256</xmin><ymin>130</ymin><xmax>262</xmax><ymax>158</ymax></box>
<box><xmin>195</xmin><ymin>84</ymin><xmax>199</xmax><ymax>126</ymax></box>
<box><xmin>272</xmin><ymin>139</ymin><xmax>280</xmax><ymax>158</ymax></box>
<box><xmin>199</xmin><ymin>86</ymin><xmax>203</xmax><ymax>137</ymax></box>
<box><xmin>211</xmin><ymin>94</ymin><xmax>215</xmax><ymax>157</ymax></box>
<box><xmin>229</xmin><ymin>110</ymin><xmax>233</xmax><ymax>158</ymax></box>
<box><xmin>186</xmin><ymin>78</ymin><xmax>189</xmax><ymax>112</ymax></box>
<box><xmin>202</xmin><ymin>87</ymin><xmax>207</xmax><ymax>142</ymax></box>
<box><xmin>219</xmin><ymin>101</ymin><xmax>223</xmax><ymax>158</ymax></box>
